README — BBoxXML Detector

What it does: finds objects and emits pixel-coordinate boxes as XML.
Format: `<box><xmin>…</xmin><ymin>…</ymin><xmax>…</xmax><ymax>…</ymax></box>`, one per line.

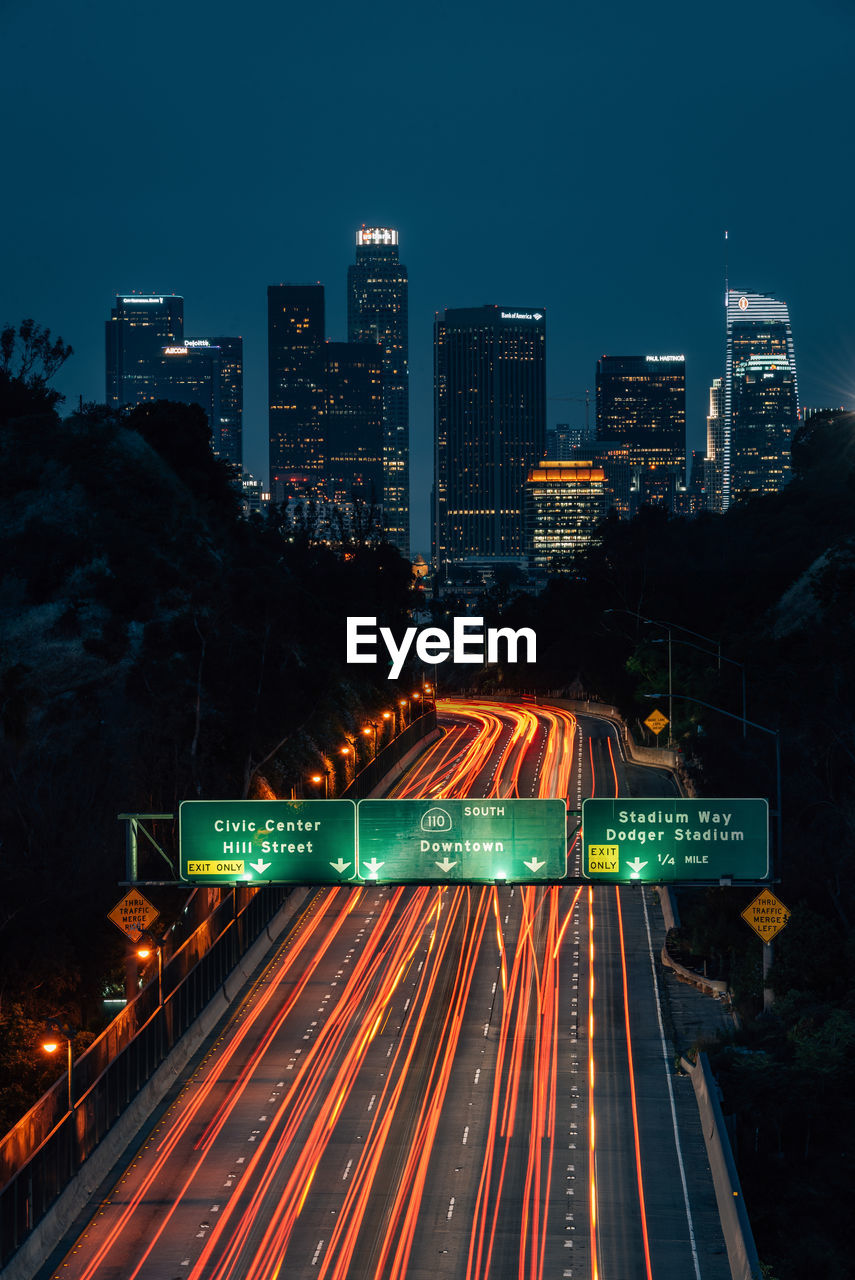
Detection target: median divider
<box><xmin>680</xmin><ymin>1053</ymin><xmax>762</xmax><ymax>1280</ymax></box>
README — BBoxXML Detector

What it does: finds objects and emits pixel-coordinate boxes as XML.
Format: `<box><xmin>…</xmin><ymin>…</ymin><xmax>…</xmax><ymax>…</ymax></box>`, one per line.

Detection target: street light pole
<box><xmin>644</xmin><ymin>691</ymin><xmax>782</xmax><ymax>873</ymax></box>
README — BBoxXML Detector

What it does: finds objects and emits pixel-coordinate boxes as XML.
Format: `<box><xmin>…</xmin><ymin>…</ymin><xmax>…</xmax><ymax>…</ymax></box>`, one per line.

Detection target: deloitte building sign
<box><xmin>582</xmin><ymin>798</ymin><xmax>769</xmax><ymax>883</ymax></box>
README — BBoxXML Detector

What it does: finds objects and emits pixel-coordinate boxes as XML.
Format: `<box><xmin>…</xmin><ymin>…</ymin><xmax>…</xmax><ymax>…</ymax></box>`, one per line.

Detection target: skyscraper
<box><xmin>267</xmin><ymin>285</ymin><xmax>325</xmax><ymax>503</ymax></box>
<box><xmin>202</xmin><ymin>336</ymin><xmax>243</xmax><ymax>467</ymax></box>
<box><xmin>525</xmin><ymin>461</ymin><xmax>606</xmax><ymax>574</ymax></box>
<box><xmin>595</xmin><ymin>354</ymin><xmax>686</xmax><ymax>511</ymax></box>
<box><xmin>704</xmin><ymin>376</ymin><xmax>725</xmax><ymax>512</ymax></box>
<box><xmin>320</xmin><ymin>342</ymin><xmax>383</xmax><ymax>508</ymax></box>
<box><xmin>724</xmin><ymin>290</ymin><xmax>799</xmax><ymax>507</ymax></box>
<box><xmin>347</xmin><ymin>228</ymin><xmax>410</xmax><ymax>556</ymax></box>
<box><xmin>106</xmin><ymin>294</ymin><xmax>184</xmax><ymax>407</ymax></box>
<box><xmin>267</xmin><ymin>284</ymin><xmax>383</xmax><ymax>520</ymax></box>
<box><xmin>433</xmin><ymin>306</ymin><xmax>546</xmax><ymax>578</ymax></box>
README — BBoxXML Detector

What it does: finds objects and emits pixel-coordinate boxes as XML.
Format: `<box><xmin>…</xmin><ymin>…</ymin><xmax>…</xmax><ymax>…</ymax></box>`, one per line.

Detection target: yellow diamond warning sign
<box><xmin>587</xmin><ymin>844</ymin><xmax>620</xmax><ymax>873</ymax></box>
<box><xmin>108</xmin><ymin>890</ymin><xmax>159</xmax><ymax>942</ymax></box>
<box><xmin>644</xmin><ymin>709</ymin><xmax>669</xmax><ymax>736</ymax></box>
<box><xmin>741</xmin><ymin>889</ymin><xmax>790</xmax><ymax>942</ymax></box>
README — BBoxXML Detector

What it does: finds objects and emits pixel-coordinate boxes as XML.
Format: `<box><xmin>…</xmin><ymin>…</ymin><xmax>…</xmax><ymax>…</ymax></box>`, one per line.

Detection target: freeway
<box><xmin>39</xmin><ymin>700</ymin><xmax>727</xmax><ymax>1280</ymax></box>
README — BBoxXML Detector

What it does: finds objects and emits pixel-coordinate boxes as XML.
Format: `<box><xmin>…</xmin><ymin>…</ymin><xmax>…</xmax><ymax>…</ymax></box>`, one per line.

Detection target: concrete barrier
<box><xmin>680</xmin><ymin>1052</ymin><xmax>762</xmax><ymax>1280</ymax></box>
<box><xmin>1</xmin><ymin>888</ymin><xmax>312</xmax><ymax>1280</ymax></box>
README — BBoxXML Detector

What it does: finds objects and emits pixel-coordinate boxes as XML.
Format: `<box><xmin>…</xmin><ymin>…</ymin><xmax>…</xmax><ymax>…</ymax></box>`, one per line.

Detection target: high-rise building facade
<box><xmin>526</xmin><ymin>461</ymin><xmax>606</xmax><ymax>574</ymax></box>
<box><xmin>704</xmin><ymin>376</ymin><xmax>725</xmax><ymax>512</ymax></box>
<box><xmin>267</xmin><ymin>284</ymin><xmax>383</xmax><ymax>520</ymax></box>
<box><xmin>106</xmin><ymin>297</ymin><xmax>241</xmax><ymax>467</ymax></box>
<box><xmin>320</xmin><ymin>342</ymin><xmax>383</xmax><ymax>508</ymax></box>
<box><xmin>198</xmin><ymin>336</ymin><xmax>243</xmax><ymax>467</ymax></box>
<box><xmin>106</xmin><ymin>294</ymin><xmax>184</xmax><ymax>407</ymax></box>
<box><xmin>267</xmin><ymin>285</ymin><xmax>325</xmax><ymax>503</ymax></box>
<box><xmin>545</xmin><ymin>423</ymin><xmax>591</xmax><ymax>461</ymax></box>
<box><xmin>596</xmin><ymin>354</ymin><xmax>686</xmax><ymax>511</ymax></box>
<box><xmin>433</xmin><ymin>306</ymin><xmax>546</xmax><ymax>577</ymax></box>
<box><xmin>347</xmin><ymin>228</ymin><xmax>409</xmax><ymax>556</ymax></box>
<box><xmin>724</xmin><ymin>290</ymin><xmax>799</xmax><ymax>507</ymax></box>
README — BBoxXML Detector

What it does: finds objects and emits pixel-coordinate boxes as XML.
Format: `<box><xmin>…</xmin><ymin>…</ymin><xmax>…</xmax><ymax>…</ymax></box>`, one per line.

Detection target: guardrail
<box><xmin>0</xmin><ymin>885</ymin><xmax>290</xmax><ymax>1271</ymax></box>
<box><xmin>341</xmin><ymin>707</ymin><xmax>437</xmax><ymax>799</ymax></box>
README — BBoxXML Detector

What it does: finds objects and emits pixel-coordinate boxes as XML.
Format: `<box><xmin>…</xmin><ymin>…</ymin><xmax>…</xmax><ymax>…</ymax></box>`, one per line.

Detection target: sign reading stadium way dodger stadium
<box><xmin>179</xmin><ymin>800</ymin><xmax>358</xmax><ymax>884</ymax></box>
<box><xmin>582</xmin><ymin>798</ymin><xmax>769</xmax><ymax>883</ymax></box>
<box><xmin>356</xmin><ymin>798</ymin><xmax>566</xmax><ymax>882</ymax></box>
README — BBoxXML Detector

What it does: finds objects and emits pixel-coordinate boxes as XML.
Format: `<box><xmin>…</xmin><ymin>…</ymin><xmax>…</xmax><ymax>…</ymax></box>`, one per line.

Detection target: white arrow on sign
<box><xmin>363</xmin><ymin>858</ymin><xmax>384</xmax><ymax>878</ymax></box>
<box><xmin>249</xmin><ymin>859</ymin><xmax>272</xmax><ymax>875</ymax></box>
<box><xmin>524</xmin><ymin>858</ymin><xmax>546</xmax><ymax>873</ymax></box>
<box><xmin>330</xmin><ymin>859</ymin><xmax>351</xmax><ymax>874</ymax></box>
<box><xmin>627</xmin><ymin>858</ymin><xmax>648</xmax><ymax>878</ymax></box>
<box><xmin>435</xmin><ymin>858</ymin><xmax>457</xmax><ymax>873</ymax></box>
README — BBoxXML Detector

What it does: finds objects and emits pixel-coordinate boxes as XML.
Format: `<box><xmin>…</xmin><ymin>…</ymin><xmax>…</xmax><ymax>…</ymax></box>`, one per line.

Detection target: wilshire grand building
<box><xmin>433</xmin><ymin>306</ymin><xmax>546</xmax><ymax>581</ymax></box>
<box><xmin>724</xmin><ymin>289</ymin><xmax>799</xmax><ymax>507</ymax></box>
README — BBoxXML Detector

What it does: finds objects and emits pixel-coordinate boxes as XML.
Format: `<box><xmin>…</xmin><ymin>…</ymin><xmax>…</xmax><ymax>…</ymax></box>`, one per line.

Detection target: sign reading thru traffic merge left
<box><xmin>179</xmin><ymin>800</ymin><xmax>358</xmax><ymax>884</ymax></box>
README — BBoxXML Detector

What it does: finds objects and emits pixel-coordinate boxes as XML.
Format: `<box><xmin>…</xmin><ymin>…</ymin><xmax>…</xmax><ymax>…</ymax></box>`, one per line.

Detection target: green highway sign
<box><xmin>356</xmin><ymin>798</ymin><xmax>567</xmax><ymax>882</ymax></box>
<box><xmin>179</xmin><ymin>800</ymin><xmax>357</xmax><ymax>884</ymax></box>
<box><xmin>582</xmin><ymin>798</ymin><xmax>769</xmax><ymax>883</ymax></box>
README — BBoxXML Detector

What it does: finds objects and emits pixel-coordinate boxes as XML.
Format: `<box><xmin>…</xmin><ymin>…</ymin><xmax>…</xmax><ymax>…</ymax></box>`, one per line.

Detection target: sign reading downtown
<box><xmin>582</xmin><ymin>798</ymin><xmax>770</xmax><ymax>883</ymax></box>
<box><xmin>357</xmin><ymin>799</ymin><xmax>566</xmax><ymax>882</ymax></box>
<box><xmin>179</xmin><ymin>798</ymin><xmax>566</xmax><ymax>884</ymax></box>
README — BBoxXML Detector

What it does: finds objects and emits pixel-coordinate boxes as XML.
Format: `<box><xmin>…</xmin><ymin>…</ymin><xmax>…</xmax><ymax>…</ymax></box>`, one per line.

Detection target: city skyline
<box><xmin>4</xmin><ymin>0</ymin><xmax>853</xmax><ymax>555</ymax></box>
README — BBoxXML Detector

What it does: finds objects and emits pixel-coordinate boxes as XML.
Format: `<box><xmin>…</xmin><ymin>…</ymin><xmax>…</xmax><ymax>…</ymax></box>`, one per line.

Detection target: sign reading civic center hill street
<box><xmin>356</xmin><ymin>798</ymin><xmax>566</xmax><ymax>883</ymax></box>
<box><xmin>179</xmin><ymin>800</ymin><xmax>357</xmax><ymax>884</ymax></box>
<box><xmin>582</xmin><ymin>798</ymin><xmax>769</xmax><ymax>883</ymax></box>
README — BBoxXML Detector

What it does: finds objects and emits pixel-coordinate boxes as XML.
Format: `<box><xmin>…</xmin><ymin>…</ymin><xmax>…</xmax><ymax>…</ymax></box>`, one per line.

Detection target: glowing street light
<box><xmin>309</xmin><ymin>770</ymin><xmax>331</xmax><ymax>798</ymax></box>
<box><xmin>41</xmin><ymin>1021</ymin><xmax>75</xmax><ymax>1114</ymax></box>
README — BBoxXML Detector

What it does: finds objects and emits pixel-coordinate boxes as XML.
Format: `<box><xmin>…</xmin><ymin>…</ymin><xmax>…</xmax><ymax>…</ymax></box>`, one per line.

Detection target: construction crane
<box><xmin>547</xmin><ymin>391</ymin><xmax>592</xmax><ymax>433</ymax></box>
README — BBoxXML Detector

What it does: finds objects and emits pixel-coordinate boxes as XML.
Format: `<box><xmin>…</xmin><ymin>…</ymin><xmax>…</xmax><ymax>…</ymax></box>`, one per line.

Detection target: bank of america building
<box><xmin>433</xmin><ymin>306</ymin><xmax>546</xmax><ymax>580</ymax></box>
<box><xmin>724</xmin><ymin>290</ymin><xmax>799</xmax><ymax>507</ymax></box>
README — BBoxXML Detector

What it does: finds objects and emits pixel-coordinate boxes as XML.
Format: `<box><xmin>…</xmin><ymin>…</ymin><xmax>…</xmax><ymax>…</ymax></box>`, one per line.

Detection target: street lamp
<box><xmin>42</xmin><ymin>1021</ymin><xmax>75</xmax><ymax>1114</ymax></box>
<box><xmin>604</xmin><ymin>609</ymin><xmax>741</xmax><ymax>747</ymax></box>
<box><xmin>309</xmin><ymin>770</ymin><xmax>331</xmax><ymax>798</ymax></box>
<box><xmin>362</xmin><ymin>722</ymin><xmax>379</xmax><ymax>756</ymax></box>
<box><xmin>399</xmin><ymin>698</ymin><xmax>408</xmax><ymax>728</ymax></box>
<box><xmin>651</xmin><ymin>636</ymin><xmax>747</xmax><ymax>737</ymax></box>
<box><xmin>643</xmin><ymin>691</ymin><xmax>782</xmax><ymax>870</ymax></box>
<box><xmin>136</xmin><ymin>935</ymin><xmax>163</xmax><ymax>1009</ymax></box>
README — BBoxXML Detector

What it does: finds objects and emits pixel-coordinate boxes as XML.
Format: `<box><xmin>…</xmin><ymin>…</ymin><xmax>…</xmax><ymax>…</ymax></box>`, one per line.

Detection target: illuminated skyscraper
<box><xmin>704</xmin><ymin>376</ymin><xmax>725</xmax><ymax>512</ymax></box>
<box><xmin>106</xmin><ymin>294</ymin><xmax>183</xmax><ymax>407</ymax></box>
<box><xmin>433</xmin><ymin>306</ymin><xmax>546</xmax><ymax>577</ymax></box>
<box><xmin>595</xmin><ymin>354</ymin><xmax>686</xmax><ymax>511</ymax></box>
<box><xmin>526</xmin><ymin>461</ymin><xmax>606</xmax><ymax>574</ymax></box>
<box><xmin>267</xmin><ymin>283</ymin><xmax>383</xmax><ymax>517</ymax></box>
<box><xmin>267</xmin><ymin>285</ymin><xmax>325</xmax><ymax>503</ymax></box>
<box><xmin>724</xmin><ymin>290</ymin><xmax>799</xmax><ymax>507</ymax></box>
<box><xmin>347</xmin><ymin>228</ymin><xmax>409</xmax><ymax>556</ymax></box>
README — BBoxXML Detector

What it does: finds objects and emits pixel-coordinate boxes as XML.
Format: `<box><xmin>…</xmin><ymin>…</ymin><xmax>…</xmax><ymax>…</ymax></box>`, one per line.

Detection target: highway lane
<box><xmin>40</xmin><ymin>699</ymin><xmax>723</xmax><ymax>1280</ymax></box>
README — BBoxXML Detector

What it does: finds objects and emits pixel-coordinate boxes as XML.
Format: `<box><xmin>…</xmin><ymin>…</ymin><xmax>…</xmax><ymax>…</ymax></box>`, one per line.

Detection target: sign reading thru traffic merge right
<box><xmin>582</xmin><ymin>798</ymin><xmax>769</xmax><ymax>883</ymax></box>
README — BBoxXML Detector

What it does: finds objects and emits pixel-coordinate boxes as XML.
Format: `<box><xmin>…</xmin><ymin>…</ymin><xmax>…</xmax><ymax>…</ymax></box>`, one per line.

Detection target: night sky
<box><xmin>3</xmin><ymin>0</ymin><xmax>853</xmax><ymax>554</ymax></box>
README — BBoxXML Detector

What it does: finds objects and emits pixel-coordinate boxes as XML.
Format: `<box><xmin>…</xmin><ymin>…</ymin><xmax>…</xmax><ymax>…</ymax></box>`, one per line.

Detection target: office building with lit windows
<box><xmin>154</xmin><ymin>342</ymin><xmax>222</xmax><ymax>449</ymax></box>
<box><xmin>347</xmin><ymin>228</ymin><xmax>409</xmax><ymax>555</ymax></box>
<box><xmin>526</xmin><ymin>461</ymin><xmax>606</xmax><ymax>574</ymax></box>
<box><xmin>267</xmin><ymin>284</ymin><xmax>326</xmax><ymax>503</ymax></box>
<box><xmin>320</xmin><ymin>342</ymin><xmax>383</xmax><ymax>508</ymax></box>
<box><xmin>106</xmin><ymin>294</ymin><xmax>184</xmax><ymax>407</ymax></box>
<box><xmin>267</xmin><ymin>283</ymin><xmax>383</xmax><ymax>517</ymax></box>
<box><xmin>595</xmin><ymin>354</ymin><xmax>686</xmax><ymax>511</ymax></box>
<box><xmin>433</xmin><ymin>305</ymin><xmax>546</xmax><ymax>578</ymax></box>
<box><xmin>724</xmin><ymin>290</ymin><xmax>799</xmax><ymax>507</ymax></box>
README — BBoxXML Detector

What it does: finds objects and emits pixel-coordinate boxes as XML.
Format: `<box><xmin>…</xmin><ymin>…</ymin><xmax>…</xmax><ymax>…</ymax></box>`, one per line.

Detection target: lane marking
<box><xmin>640</xmin><ymin>889</ymin><xmax>703</xmax><ymax>1280</ymax></box>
